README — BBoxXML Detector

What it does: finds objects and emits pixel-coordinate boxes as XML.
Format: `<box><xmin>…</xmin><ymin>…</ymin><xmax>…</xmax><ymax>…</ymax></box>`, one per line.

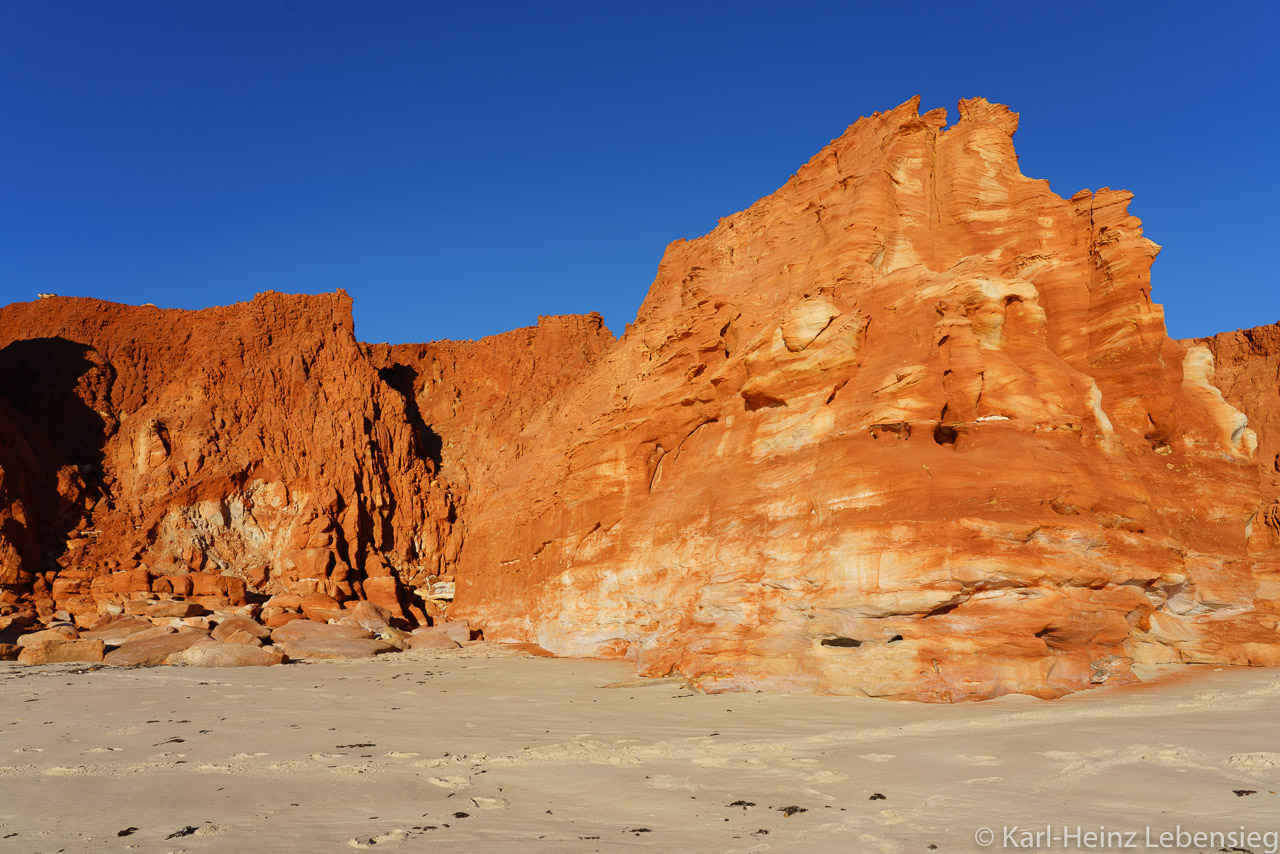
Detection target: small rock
<box><xmin>103</xmin><ymin>628</ymin><xmax>208</xmax><ymax>666</ymax></box>
<box><xmin>434</xmin><ymin>620</ymin><xmax>470</xmax><ymax>644</ymax></box>
<box><xmin>18</xmin><ymin>638</ymin><xmax>105</xmax><ymax>665</ymax></box>
<box><xmin>407</xmin><ymin>629</ymin><xmax>460</xmax><ymax>651</ymax></box>
<box><xmin>271</xmin><ymin>620</ymin><xmax>373</xmax><ymax>643</ymax></box>
<box><xmin>145</xmin><ymin>600</ymin><xmax>206</xmax><ymax>619</ymax></box>
<box><xmin>275</xmin><ymin>637</ymin><xmax>397</xmax><ymax>660</ymax></box>
<box><xmin>218</xmin><ymin>628</ymin><xmax>264</xmax><ymax>646</ymax></box>
<box><xmin>299</xmin><ymin>592</ymin><xmax>342</xmax><ymax>621</ymax></box>
<box><xmin>79</xmin><ymin>615</ymin><xmax>155</xmax><ymax>644</ymax></box>
<box><xmin>16</xmin><ymin>626</ymin><xmax>79</xmax><ymax>647</ymax></box>
<box><xmin>345</xmin><ymin>600</ymin><xmax>393</xmax><ymax>632</ymax></box>
<box><xmin>263</xmin><ymin>611</ymin><xmax>305</xmax><ymax>629</ymax></box>
<box><xmin>211</xmin><ymin>614</ymin><xmax>271</xmax><ymax>643</ymax></box>
<box><xmin>168</xmin><ymin>639</ymin><xmax>286</xmax><ymax>667</ymax></box>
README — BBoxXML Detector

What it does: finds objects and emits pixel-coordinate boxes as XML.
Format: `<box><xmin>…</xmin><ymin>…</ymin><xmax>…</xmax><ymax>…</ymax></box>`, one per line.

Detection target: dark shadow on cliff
<box><xmin>0</xmin><ymin>338</ymin><xmax>115</xmax><ymax>574</ymax></box>
<box><xmin>377</xmin><ymin>363</ymin><xmax>443</xmax><ymax>468</ymax></box>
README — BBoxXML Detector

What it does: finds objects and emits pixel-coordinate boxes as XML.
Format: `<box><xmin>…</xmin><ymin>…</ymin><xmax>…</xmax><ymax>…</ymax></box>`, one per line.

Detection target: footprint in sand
<box><xmin>41</xmin><ymin>766</ymin><xmax>88</xmax><ymax>776</ymax></box>
<box><xmin>954</xmin><ymin>754</ymin><xmax>1000</xmax><ymax>766</ymax></box>
<box><xmin>232</xmin><ymin>752</ymin><xmax>269</xmax><ymax>760</ymax></box>
<box><xmin>426</xmin><ymin>775</ymin><xmax>471</xmax><ymax>790</ymax></box>
<box><xmin>470</xmin><ymin>796</ymin><xmax>509</xmax><ymax>810</ymax></box>
<box><xmin>348</xmin><ymin>828</ymin><xmax>410</xmax><ymax>848</ymax></box>
<box><xmin>84</xmin><ymin>747</ymin><xmax>121</xmax><ymax>753</ymax></box>
<box><xmin>644</xmin><ymin>775</ymin><xmax>702</xmax><ymax>791</ymax></box>
<box><xmin>692</xmin><ymin>757</ymin><xmax>767</xmax><ymax>769</ymax></box>
<box><xmin>1229</xmin><ymin>752</ymin><xmax>1280</xmax><ymax>777</ymax></box>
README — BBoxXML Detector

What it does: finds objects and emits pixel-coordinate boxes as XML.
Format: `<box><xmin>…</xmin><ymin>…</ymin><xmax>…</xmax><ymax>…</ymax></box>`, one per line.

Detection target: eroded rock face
<box><xmin>365</xmin><ymin>313</ymin><xmax>616</xmax><ymax>587</ymax></box>
<box><xmin>2</xmin><ymin>97</ymin><xmax>1278</xmax><ymax>700</ymax></box>
<box><xmin>443</xmin><ymin>97</ymin><xmax>1280</xmax><ymax>700</ymax></box>
<box><xmin>0</xmin><ymin>291</ymin><xmax>451</xmax><ymax>624</ymax></box>
<box><xmin>1192</xmin><ymin>324</ymin><xmax>1280</xmax><ymax>579</ymax></box>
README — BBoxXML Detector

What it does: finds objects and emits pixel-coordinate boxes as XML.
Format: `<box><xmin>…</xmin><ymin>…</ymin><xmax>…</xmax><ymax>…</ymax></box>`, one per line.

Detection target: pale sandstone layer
<box><xmin>2</xmin><ymin>97</ymin><xmax>1279</xmax><ymax>700</ymax></box>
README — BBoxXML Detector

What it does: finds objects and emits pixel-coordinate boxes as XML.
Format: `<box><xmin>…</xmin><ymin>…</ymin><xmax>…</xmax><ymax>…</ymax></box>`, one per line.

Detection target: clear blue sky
<box><xmin>1</xmin><ymin>1</ymin><xmax>1276</xmax><ymax>344</ymax></box>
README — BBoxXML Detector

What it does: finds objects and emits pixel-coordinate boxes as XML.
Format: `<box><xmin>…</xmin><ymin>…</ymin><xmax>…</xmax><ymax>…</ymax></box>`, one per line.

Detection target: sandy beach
<box><xmin>2</xmin><ymin>649</ymin><xmax>1279</xmax><ymax>853</ymax></box>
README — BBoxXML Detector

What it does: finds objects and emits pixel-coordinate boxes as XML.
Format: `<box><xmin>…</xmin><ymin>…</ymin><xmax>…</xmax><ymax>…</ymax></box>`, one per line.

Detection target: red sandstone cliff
<box><xmin>2</xmin><ymin>97</ymin><xmax>1279</xmax><ymax>701</ymax></box>
<box><xmin>441</xmin><ymin>98</ymin><xmax>1280</xmax><ymax>700</ymax></box>
<box><xmin>0</xmin><ymin>291</ymin><xmax>454</xmax><ymax>623</ymax></box>
<box><xmin>1192</xmin><ymin>324</ymin><xmax>1280</xmax><ymax>562</ymax></box>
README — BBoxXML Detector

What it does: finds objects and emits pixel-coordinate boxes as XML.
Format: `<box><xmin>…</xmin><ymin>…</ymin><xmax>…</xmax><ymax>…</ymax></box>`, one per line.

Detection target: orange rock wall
<box><xmin>0</xmin><ymin>292</ymin><xmax>450</xmax><ymax>622</ymax></box>
<box><xmin>442</xmin><ymin>98</ymin><xmax>1280</xmax><ymax>700</ymax></box>
<box><xmin>1193</xmin><ymin>324</ymin><xmax>1280</xmax><ymax>565</ymax></box>
<box><xmin>3</xmin><ymin>98</ymin><xmax>1279</xmax><ymax>701</ymax></box>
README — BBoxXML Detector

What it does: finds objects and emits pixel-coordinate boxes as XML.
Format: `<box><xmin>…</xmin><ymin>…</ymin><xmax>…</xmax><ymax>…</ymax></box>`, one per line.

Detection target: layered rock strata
<box><xmin>442</xmin><ymin>98</ymin><xmax>1280</xmax><ymax>700</ymax></box>
<box><xmin>2</xmin><ymin>97</ymin><xmax>1279</xmax><ymax>699</ymax></box>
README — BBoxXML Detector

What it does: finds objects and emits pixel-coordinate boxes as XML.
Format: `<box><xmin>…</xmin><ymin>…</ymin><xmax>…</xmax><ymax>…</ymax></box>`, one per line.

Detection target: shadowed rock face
<box><xmin>0</xmin><ymin>292</ymin><xmax>457</xmax><ymax>623</ymax></box>
<box><xmin>2</xmin><ymin>97</ymin><xmax>1278</xmax><ymax>701</ymax></box>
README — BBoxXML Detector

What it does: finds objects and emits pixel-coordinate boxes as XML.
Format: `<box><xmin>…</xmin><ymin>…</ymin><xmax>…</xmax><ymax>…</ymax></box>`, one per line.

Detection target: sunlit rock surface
<box><xmin>2</xmin><ymin>98</ymin><xmax>1278</xmax><ymax>700</ymax></box>
<box><xmin>443</xmin><ymin>98</ymin><xmax>1280</xmax><ymax>700</ymax></box>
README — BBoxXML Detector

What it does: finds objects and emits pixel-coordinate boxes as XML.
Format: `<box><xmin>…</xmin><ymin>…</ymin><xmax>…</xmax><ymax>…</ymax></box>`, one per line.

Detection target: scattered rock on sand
<box><xmin>103</xmin><ymin>627</ymin><xmax>209</xmax><ymax>666</ymax></box>
<box><xmin>17</xmin><ymin>638</ymin><xmax>105</xmax><ymax>665</ymax></box>
<box><xmin>120</xmin><ymin>624</ymin><xmax>182</xmax><ymax>644</ymax></box>
<box><xmin>79</xmin><ymin>615</ymin><xmax>156</xmax><ymax>644</ymax></box>
<box><xmin>211</xmin><ymin>614</ymin><xmax>271</xmax><ymax>643</ymax></box>
<box><xmin>345</xmin><ymin>600</ymin><xmax>393</xmax><ymax>632</ymax></box>
<box><xmin>270</xmin><ymin>620</ymin><xmax>373</xmax><ymax>643</ymax></box>
<box><xmin>263</xmin><ymin>611</ymin><xmax>305</xmax><ymax>629</ymax></box>
<box><xmin>299</xmin><ymin>592</ymin><xmax>342</xmax><ymax>622</ymax></box>
<box><xmin>408</xmin><ymin>628</ymin><xmax>460</xmax><ymax>650</ymax></box>
<box><xmin>16</xmin><ymin>626</ymin><xmax>80</xmax><ymax>646</ymax></box>
<box><xmin>168</xmin><ymin>639</ymin><xmax>286</xmax><ymax>667</ymax></box>
<box><xmin>275</xmin><ymin>637</ymin><xmax>397</xmax><ymax>660</ymax></box>
<box><xmin>435</xmin><ymin>620</ymin><xmax>470</xmax><ymax>644</ymax></box>
<box><xmin>143</xmin><ymin>600</ymin><xmax>207</xmax><ymax>619</ymax></box>
<box><xmin>217</xmin><ymin>628</ymin><xmax>264</xmax><ymax>646</ymax></box>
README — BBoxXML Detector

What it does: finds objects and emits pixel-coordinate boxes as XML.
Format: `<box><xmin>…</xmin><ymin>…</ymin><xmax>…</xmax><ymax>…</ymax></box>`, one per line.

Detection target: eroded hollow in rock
<box><xmin>742</xmin><ymin>391</ymin><xmax>786</xmax><ymax>411</ymax></box>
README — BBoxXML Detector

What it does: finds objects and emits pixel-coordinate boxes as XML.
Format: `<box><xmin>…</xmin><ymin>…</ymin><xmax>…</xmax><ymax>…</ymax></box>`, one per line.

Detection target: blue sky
<box><xmin>1</xmin><ymin>1</ymin><xmax>1276</xmax><ymax>344</ymax></box>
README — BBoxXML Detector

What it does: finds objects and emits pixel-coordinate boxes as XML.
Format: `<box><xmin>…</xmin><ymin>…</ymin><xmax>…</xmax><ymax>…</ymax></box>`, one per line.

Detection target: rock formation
<box><xmin>1192</xmin><ymin>323</ymin><xmax>1280</xmax><ymax>570</ymax></box>
<box><xmin>0</xmin><ymin>292</ymin><xmax>454</xmax><ymax>626</ymax></box>
<box><xmin>2</xmin><ymin>97</ymin><xmax>1278</xmax><ymax>700</ymax></box>
<box><xmin>440</xmin><ymin>97</ymin><xmax>1280</xmax><ymax>700</ymax></box>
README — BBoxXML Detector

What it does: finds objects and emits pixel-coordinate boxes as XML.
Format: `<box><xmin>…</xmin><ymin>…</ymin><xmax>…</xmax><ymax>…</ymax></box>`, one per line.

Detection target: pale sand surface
<box><xmin>2</xmin><ymin>647</ymin><xmax>1279</xmax><ymax>853</ymax></box>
